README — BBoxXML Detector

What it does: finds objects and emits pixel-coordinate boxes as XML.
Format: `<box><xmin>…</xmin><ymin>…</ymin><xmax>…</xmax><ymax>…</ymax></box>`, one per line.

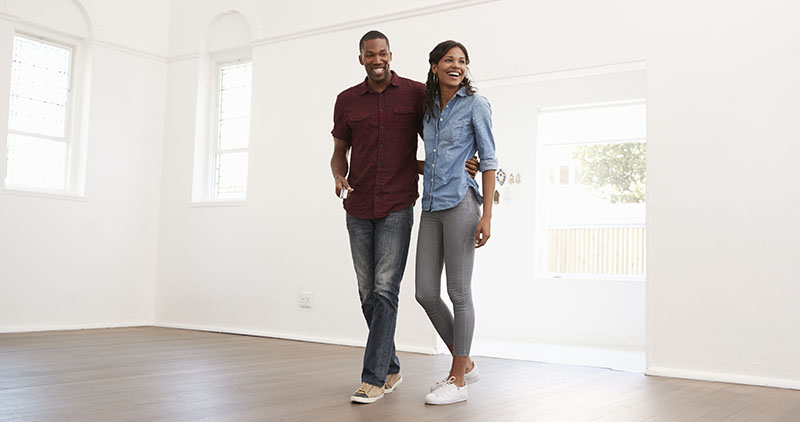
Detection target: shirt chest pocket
<box><xmin>349</xmin><ymin>113</ymin><xmax>373</xmax><ymax>138</ymax></box>
<box><xmin>444</xmin><ymin>118</ymin><xmax>472</xmax><ymax>143</ymax></box>
<box><xmin>393</xmin><ymin>106</ymin><xmax>418</xmax><ymax>129</ymax></box>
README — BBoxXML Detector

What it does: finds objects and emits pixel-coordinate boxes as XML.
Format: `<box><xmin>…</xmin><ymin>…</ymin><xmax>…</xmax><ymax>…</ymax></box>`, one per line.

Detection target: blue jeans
<box><xmin>346</xmin><ymin>206</ymin><xmax>414</xmax><ymax>387</ymax></box>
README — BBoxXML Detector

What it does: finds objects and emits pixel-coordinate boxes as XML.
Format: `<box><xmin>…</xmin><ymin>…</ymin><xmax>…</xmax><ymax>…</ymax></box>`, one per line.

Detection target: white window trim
<box><xmin>192</xmin><ymin>46</ymin><xmax>252</xmax><ymax>205</ymax></box>
<box><xmin>534</xmin><ymin>101</ymin><xmax>647</xmax><ymax>282</ymax></box>
<box><xmin>3</xmin><ymin>26</ymin><xmax>90</xmax><ymax>200</ymax></box>
<box><xmin>209</xmin><ymin>59</ymin><xmax>251</xmax><ymax>201</ymax></box>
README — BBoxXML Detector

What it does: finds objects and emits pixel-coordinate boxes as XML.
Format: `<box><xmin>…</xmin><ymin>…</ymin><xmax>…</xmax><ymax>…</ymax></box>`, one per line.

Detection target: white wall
<box><xmin>643</xmin><ymin>1</ymin><xmax>800</xmax><ymax>389</ymax></box>
<box><xmin>0</xmin><ymin>0</ymin><xmax>170</xmax><ymax>331</ymax></box>
<box><xmin>0</xmin><ymin>0</ymin><xmax>797</xmax><ymax>390</ymax></box>
<box><xmin>156</xmin><ymin>0</ymin><xmax>800</xmax><ymax>388</ymax></box>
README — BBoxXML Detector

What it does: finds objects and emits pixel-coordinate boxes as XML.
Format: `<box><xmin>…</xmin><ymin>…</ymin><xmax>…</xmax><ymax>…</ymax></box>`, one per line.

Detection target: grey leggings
<box><xmin>415</xmin><ymin>193</ymin><xmax>481</xmax><ymax>357</ymax></box>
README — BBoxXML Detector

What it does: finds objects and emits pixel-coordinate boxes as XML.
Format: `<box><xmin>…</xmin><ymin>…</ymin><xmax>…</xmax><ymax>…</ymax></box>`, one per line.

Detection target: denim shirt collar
<box><xmin>433</xmin><ymin>85</ymin><xmax>470</xmax><ymax>111</ymax></box>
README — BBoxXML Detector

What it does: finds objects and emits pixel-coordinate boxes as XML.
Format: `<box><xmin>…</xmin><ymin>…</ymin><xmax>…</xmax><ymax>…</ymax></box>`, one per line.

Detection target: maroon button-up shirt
<box><xmin>332</xmin><ymin>71</ymin><xmax>425</xmax><ymax>219</ymax></box>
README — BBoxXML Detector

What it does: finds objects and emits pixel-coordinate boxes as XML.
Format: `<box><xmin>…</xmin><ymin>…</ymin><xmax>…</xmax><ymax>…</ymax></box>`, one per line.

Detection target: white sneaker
<box><xmin>429</xmin><ymin>361</ymin><xmax>480</xmax><ymax>392</ymax></box>
<box><xmin>465</xmin><ymin>361</ymin><xmax>480</xmax><ymax>384</ymax></box>
<box><xmin>425</xmin><ymin>376</ymin><xmax>467</xmax><ymax>405</ymax></box>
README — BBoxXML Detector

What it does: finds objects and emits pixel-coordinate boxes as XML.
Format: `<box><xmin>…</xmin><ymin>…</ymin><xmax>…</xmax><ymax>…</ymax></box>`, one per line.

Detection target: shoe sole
<box><xmin>425</xmin><ymin>396</ymin><xmax>467</xmax><ymax>405</ymax></box>
<box><xmin>351</xmin><ymin>394</ymin><xmax>384</xmax><ymax>404</ymax></box>
<box><xmin>384</xmin><ymin>376</ymin><xmax>403</xmax><ymax>393</ymax></box>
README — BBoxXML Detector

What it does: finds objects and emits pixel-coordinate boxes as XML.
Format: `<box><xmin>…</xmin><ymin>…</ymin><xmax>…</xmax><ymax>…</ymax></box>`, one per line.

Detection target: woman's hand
<box><xmin>474</xmin><ymin>216</ymin><xmax>491</xmax><ymax>248</ymax></box>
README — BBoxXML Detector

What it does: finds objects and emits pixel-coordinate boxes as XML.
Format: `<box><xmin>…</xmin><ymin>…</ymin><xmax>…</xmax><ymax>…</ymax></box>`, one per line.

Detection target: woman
<box><xmin>415</xmin><ymin>40</ymin><xmax>497</xmax><ymax>405</ymax></box>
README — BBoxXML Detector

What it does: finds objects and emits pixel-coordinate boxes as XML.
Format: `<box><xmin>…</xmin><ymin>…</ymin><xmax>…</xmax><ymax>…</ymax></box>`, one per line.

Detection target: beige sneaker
<box><xmin>351</xmin><ymin>382</ymin><xmax>385</xmax><ymax>404</ymax></box>
<box><xmin>384</xmin><ymin>372</ymin><xmax>403</xmax><ymax>393</ymax></box>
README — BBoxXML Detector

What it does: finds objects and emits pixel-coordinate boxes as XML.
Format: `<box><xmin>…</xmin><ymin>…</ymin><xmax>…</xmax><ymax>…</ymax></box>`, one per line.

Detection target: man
<box><xmin>330</xmin><ymin>30</ymin><xmax>477</xmax><ymax>404</ymax></box>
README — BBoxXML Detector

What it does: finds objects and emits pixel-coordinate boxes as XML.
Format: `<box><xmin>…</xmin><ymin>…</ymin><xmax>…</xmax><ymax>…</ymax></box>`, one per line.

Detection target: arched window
<box><xmin>193</xmin><ymin>12</ymin><xmax>253</xmax><ymax>202</ymax></box>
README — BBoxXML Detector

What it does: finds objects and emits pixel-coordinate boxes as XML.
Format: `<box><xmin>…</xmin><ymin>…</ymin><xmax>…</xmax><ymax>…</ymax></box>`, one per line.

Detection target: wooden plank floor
<box><xmin>1</xmin><ymin>327</ymin><xmax>799</xmax><ymax>421</ymax></box>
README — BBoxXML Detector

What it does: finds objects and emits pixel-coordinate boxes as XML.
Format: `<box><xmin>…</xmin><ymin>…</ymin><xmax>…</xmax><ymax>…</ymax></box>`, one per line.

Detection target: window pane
<box><xmin>542</xmin><ymin>142</ymin><xmax>646</xmax><ymax>277</ymax></box>
<box><xmin>547</xmin><ymin>226</ymin><xmax>646</xmax><ymax>276</ymax></box>
<box><xmin>218</xmin><ymin>62</ymin><xmax>252</xmax><ymax>121</ymax></box>
<box><xmin>538</xmin><ymin>101</ymin><xmax>646</xmax><ymax>278</ymax></box>
<box><xmin>5</xmin><ymin>133</ymin><xmax>67</xmax><ymax>190</ymax></box>
<box><xmin>215</xmin><ymin>151</ymin><xmax>248</xmax><ymax>199</ymax></box>
<box><xmin>219</xmin><ymin>86</ymin><xmax>251</xmax><ymax>120</ymax></box>
<box><xmin>220</xmin><ymin>63</ymin><xmax>251</xmax><ymax>89</ymax></box>
<box><xmin>218</xmin><ymin>117</ymin><xmax>249</xmax><ymax>150</ymax></box>
<box><xmin>8</xmin><ymin>36</ymin><xmax>72</xmax><ymax>138</ymax></box>
<box><xmin>543</xmin><ymin>142</ymin><xmax>646</xmax><ymax>223</ymax></box>
<box><xmin>9</xmin><ymin>96</ymin><xmax>67</xmax><ymax>137</ymax></box>
<box><xmin>213</xmin><ymin>62</ymin><xmax>251</xmax><ymax>199</ymax></box>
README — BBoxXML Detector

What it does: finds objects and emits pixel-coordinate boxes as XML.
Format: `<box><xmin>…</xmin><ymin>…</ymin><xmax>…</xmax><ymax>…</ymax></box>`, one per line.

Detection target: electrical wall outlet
<box><xmin>299</xmin><ymin>292</ymin><xmax>313</xmax><ymax>308</ymax></box>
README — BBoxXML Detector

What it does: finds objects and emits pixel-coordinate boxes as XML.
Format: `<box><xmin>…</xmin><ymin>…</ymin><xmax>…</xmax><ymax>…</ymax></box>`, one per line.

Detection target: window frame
<box><xmin>4</xmin><ymin>28</ymin><xmax>87</xmax><ymax>199</ymax></box>
<box><xmin>208</xmin><ymin>59</ymin><xmax>252</xmax><ymax>201</ymax></box>
<box><xmin>191</xmin><ymin>46</ymin><xmax>252</xmax><ymax>205</ymax></box>
<box><xmin>534</xmin><ymin>100</ymin><xmax>647</xmax><ymax>282</ymax></box>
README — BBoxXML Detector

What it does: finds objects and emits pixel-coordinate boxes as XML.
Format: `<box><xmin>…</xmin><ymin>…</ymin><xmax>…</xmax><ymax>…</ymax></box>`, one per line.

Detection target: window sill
<box><xmin>190</xmin><ymin>200</ymin><xmax>247</xmax><ymax>207</ymax></box>
<box><xmin>3</xmin><ymin>187</ymin><xmax>86</xmax><ymax>202</ymax></box>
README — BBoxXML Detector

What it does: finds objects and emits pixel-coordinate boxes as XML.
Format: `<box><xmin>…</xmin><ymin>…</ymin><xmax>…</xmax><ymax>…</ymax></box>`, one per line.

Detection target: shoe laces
<box><xmin>432</xmin><ymin>378</ymin><xmax>448</xmax><ymax>389</ymax></box>
<box><xmin>355</xmin><ymin>382</ymin><xmax>372</xmax><ymax>395</ymax></box>
<box><xmin>433</xmin><ymin>375</ymin><xmax>458</xmax><ymax>389</ymax></box>
<box><xmin>434</xmin><ymin>376</ymin><xmax>457</xmax><ymax>390</ymax></box>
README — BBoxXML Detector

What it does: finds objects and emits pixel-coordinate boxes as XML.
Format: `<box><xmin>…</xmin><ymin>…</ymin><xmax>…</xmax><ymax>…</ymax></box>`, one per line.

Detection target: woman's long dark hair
<box><xmin>423</xmin><ymin>40</ymin><xmax>475</xmax><ymax>122</ymax></box>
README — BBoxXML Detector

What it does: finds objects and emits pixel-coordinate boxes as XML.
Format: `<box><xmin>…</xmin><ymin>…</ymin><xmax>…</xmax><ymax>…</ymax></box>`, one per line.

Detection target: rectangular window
<box><xmin>537</xmin><ymin>101</ymin><xmax>646</xmax><ymax>278</ymax></box>
<box><xmin>212</xmin><ymin>61</ymin><xmax>252</xmax><ymax>200</ymax></box>
<box><xmin>5</xmin><ymin>34</ymin><xmax>73</xmax><ymax>192</ymax></box>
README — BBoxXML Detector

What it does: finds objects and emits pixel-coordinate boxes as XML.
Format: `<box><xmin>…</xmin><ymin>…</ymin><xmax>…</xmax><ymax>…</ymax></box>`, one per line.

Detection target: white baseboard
<box><xmin>0</xmin><ymin>322</ymin><xmax>152</xmax><ymax>334</ymax></box>
<box><xmin>646</xmin><ymin>366</ymin><xmax>800</xmax><ymax>390</ymax></box>
<box><xmin>472</xmin><ymin>340</ymin><xmax>646</xmax><ymax>372</ymax></box>
<box><xmin>154</xmin><ymin>322</ymin><xmax>437</xmax><ymax>355</ymax></box>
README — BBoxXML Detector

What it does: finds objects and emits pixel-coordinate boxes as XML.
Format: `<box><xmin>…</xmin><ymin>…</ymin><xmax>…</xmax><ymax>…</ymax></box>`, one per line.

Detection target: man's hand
<box><xmin>334</xmin><ymin>175</ymin><xmax>353</xmax><ymax>197</ymax></box>
<box><xmin>465</xmin><ymin>155</ymin><xmax>480</xmax><ymax>179</ymax></box>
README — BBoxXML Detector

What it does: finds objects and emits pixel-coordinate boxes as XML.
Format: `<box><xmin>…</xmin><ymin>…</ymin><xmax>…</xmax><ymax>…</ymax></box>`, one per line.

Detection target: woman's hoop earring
<box><xmin>433</xmin><ymin>74</ymin><xmax>438</xmax><ymax>84</ymax></box>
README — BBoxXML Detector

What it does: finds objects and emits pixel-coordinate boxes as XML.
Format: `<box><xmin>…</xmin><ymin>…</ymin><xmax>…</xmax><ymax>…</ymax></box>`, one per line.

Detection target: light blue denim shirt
<box><xmin>421</xmin><ymin>87</ymin><xmax>499</xmax><ymax>211</ymax></box>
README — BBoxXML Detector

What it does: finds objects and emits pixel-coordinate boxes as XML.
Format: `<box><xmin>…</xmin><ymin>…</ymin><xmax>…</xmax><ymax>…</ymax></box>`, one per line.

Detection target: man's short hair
<box><xmin>359</xmin><ymin>30</ymin><xmax>390</xmax><ymax>53</ymax></box>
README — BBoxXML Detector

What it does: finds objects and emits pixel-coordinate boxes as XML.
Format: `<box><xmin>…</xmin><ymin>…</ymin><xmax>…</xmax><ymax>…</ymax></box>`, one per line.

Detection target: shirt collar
<box><xmin>434</xmin><ymin>85</ymin><xmax>470</xmax><ymax>108</ymax></box>
<box><xmin>359</xmin><ymin>70</ymin><xmax>399</xmax><ymax>95</ymax></box>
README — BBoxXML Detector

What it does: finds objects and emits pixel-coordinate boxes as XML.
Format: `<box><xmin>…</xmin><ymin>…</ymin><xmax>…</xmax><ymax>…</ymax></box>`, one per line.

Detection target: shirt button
<box><xmin>433</xmin><ymin>149</ymin><xmax>436</xmax><ymax>152</ymax></box>
<box><xmin>439</xmin><ymin>118</ymin><xmax>443</xmax><ymax>121</ymax></box>
<box><xmin>380</xmin><ymin>125</ymin><xmax>384</xmax><ymax>128</ymax></box>
<box><xmin>380</xmin><ymin>108</ymin><xmax>383</xmax><ymax>112</ymax></box>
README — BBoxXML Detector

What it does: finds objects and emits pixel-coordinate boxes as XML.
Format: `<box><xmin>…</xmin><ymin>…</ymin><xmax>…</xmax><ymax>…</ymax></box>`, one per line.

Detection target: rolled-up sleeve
<box><xmin>472</xmin><ymin>95</ymin><xmax>498</xmax><ymax>171</ymax></box>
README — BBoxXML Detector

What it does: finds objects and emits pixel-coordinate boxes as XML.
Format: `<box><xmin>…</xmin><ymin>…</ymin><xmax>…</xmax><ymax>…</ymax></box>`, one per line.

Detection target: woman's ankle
<box><xmin>448</xmin><ymin>374</ymin><xmax>466</xmax><ymax>387</ymax></box>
